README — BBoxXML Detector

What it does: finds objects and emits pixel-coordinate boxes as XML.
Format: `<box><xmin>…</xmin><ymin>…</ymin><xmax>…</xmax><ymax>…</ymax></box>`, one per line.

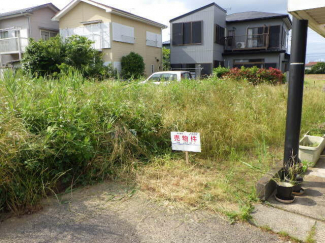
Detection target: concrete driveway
<box><xmin>0</xmin><ymin>182</ymin><xmax>285</xmax><ymax>243</ymax></box>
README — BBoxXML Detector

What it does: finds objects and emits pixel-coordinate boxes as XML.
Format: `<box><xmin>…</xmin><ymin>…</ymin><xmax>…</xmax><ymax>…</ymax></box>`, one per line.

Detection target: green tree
<box><xmin>162</xmin><ymin>47</ymin><xmax>170</xmax><ymax>71</ymax></box>
<box><xmin>22</xmin><ymin>36</ymin><xmax>65</xmax><ymax>76</ymax></box>
<box><xmin>22</xmin><ymin>35</ymin><xmax>114</xmax><ymax>79</ymax></box>
<box><xmin>121</xmin><ymin>52</ymin><xmax>145</xmax><ymax>79</ymax></box>
<box><xmin>310</xmin><ymin>62</ymin><xmax>325</xmax><ymax>74</ymax></box>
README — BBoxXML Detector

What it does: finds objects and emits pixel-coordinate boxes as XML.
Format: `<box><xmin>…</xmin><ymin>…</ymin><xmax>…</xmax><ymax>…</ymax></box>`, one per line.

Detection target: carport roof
<box><xmin>288</xmin><ymin>0</ymin><xmax>325</xmax><ymax>37</ymax></box>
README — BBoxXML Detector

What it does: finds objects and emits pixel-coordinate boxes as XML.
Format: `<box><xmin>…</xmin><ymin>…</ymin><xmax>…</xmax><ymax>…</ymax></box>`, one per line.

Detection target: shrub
<box><xmin>213</xmin><ymin>66</ymin><xmax>230</xmax><ymax>78</ymax></box>
<box><xmin>162</xmin><ymin>47</ymin><xmax>171</xmax><ymax>71</ymax></box>
<box><xmin>310</xmin><ymin>62</ymin><xmax>325</xmax><ymax>74</ymax></box>
<box><xmin>220</xmin><ymin>66</ymin><xmax>285</xmax><ymax>85</ymax></box>
<box><xmin>305</xmin><ymin>69</ymin><xmax>312</xmax><ymax>75</ymax></box>
<box><xmin>22</xmin><ymin>36</ymin><xmax>65</xmax><ymax>76</ymax></box>
<box><xmin>22</xmin><ymin>35</ymin><xmax>114</xmax><ymax>79</ymax></box>
<box><xmin>121</xmin><ymin>52</ymin><xmax>145</xmax><ymax>79</ymax></box>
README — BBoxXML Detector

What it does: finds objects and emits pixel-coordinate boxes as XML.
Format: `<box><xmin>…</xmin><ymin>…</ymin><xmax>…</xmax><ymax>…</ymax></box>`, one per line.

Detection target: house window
<box><xmin>214</xmin><ymin>61</ymin><xmax>225</xmax><ymax>68</ymax></box>
<box><xmin>215</xmin><ymin>24</ymin><xmax>225</xmax><ymax>45</ymax></box>
<box><xmin>151</xmin><ymin>64</ymin><xmax>154</xmax><ymax>74</ymax></box>
<box><xmin>192</xmin><ymin>21</ymin><xmax>202</xmax><ymax>44</ymax></box>
<box><xmin>282</xmin><ymin>28</ymin><xmax>287</xmax><ymax>48</ymax></box>
<box><xmin>146</xmin><ymin>31</ymin><xmax>162</xmax><ymax>47</ymax></box>
<box><xmin>0</xmin><ymin>31</ymin><xmax>9</xmax><ymax>39</ymax></box>
<box><xmin>269</xmin><ymin>25</ymin><xmax>281</xmax><ymax>48</ymax></box>
<box><xmin>247</xmin><ymin>27</ymin><xmax>268</xmax><ymax>48</ymax></box>
<box><xmin>61</xmin><ymin>23</ymin><xmax>110</xmax><ymax>50</ymax></box>
<box><xmin>172</xmin><ymin>21</ymin><xmax>202</xmax><ymax>46</ymax></box>
<box><xmin>112</xmin><ymin>22</ymin><xmax>135</xmax><ymax>44</ymax></box>
<box><xmin>41</xmin><ymin>30</ymin><xmax>58</xmax><ymax>40</ymax></box>
<box><xmin>227</xmin><ymin>30</ymin><xmax>235</xmax><ymax>46</ymax></box>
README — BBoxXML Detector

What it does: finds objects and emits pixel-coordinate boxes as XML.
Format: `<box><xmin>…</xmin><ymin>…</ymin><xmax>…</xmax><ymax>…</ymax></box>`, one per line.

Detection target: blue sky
<box><xmin>1</xmin><ymin>0</ymin><xmax>324</xmax><ymax>62</ymax></box>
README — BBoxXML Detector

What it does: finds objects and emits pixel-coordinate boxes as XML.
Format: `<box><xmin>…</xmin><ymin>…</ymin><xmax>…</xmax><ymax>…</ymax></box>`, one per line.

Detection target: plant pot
<box><xmin>299</xmin><ymin>135</ymin><xmax>325</xmax><ymax>167</ymax></box>
<box><xmin>276</xmin><ymin>182</ymin><xmax>294</xmax><ymax>201</ymax></box>
<box><xmin>293</xmin><ymin>183</ymin><xmax>301</xmax><ymax>192</ymax></box>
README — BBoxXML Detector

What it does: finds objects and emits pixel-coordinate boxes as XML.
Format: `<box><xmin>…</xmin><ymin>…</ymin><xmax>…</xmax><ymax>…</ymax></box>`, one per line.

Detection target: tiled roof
<box><xmin>305</xmin><ymin>62</ymin><xmax>319</xmax><ymax>67</ymax></box>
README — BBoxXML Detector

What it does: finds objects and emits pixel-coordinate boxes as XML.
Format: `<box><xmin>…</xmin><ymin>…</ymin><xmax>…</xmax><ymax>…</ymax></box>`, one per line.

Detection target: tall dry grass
<box><xmin>0</xmin><ymin>70</ymin><xmax>324</xmax><ymax>214</ymax></box>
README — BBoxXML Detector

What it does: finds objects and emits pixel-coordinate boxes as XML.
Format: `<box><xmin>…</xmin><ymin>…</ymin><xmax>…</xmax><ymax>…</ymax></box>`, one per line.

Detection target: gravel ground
<box><xmin>0</xmin><ymin>182</ymin><xmax>286</xmax><ymax>243</ymax></box>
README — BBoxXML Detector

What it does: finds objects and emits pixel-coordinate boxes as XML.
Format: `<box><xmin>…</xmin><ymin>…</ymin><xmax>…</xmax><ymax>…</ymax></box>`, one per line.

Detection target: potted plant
<box><xmin>273</xmin><ymin>169</ymin><xmax>295</xmax><ymax>203</ymax></box>
<box><xmin>274</xmin><ymin>157</ymin><xmax>308</xmax><ymax>203</ymax></box>
<box><xmin>286</xmin><ymin>162</ymin><xmax>308</xmax><ymax>196</ymax></box>
<box><xmin>275</xmin><ymin>179</ymin><xmax>295</xmax><ymax>203</ymax></box>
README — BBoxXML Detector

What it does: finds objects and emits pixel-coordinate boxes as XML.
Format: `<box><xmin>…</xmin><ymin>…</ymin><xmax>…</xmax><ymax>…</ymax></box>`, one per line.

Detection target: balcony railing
<box><xmin>0</xmin><ymin>37</ymin><xmax>29</xmax><ymax>54</ymax></box>
<box><xmin>224</xmin><ymin>34</ymin><xmax>269</xmax><ymax>51</ymax></box>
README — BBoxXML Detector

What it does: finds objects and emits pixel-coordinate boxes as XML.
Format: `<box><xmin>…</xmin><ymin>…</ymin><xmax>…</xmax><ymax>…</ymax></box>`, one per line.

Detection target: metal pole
<box><xmin>283</xmin><ymin>17</ymin><xmax>308</xmax><ymax>167</ymax></box>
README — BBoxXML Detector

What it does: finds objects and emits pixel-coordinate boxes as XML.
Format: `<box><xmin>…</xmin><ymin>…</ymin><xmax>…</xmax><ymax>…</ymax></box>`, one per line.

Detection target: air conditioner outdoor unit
<box><xmin>236</xmin><ymin>42</ymin><xmax>246</xmax><ymax>48</ymax></box>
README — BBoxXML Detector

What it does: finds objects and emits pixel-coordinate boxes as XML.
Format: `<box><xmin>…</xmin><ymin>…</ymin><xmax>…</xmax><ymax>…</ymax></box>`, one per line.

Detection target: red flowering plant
<box><xmin>218</xmin><ymin>66</ymin><xmax>286</xmax><ymax>85</ymax></box>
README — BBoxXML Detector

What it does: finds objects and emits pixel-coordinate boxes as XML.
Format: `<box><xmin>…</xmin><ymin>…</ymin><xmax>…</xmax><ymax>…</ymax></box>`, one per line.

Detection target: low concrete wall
<box><xmin>256</xmin><ymin>161</ymin><xmax>283</xmax><ymax>201</ymax></box>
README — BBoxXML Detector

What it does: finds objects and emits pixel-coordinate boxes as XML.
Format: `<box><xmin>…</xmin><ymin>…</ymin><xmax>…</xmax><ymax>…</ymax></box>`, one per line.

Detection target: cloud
<box><xmin>96</xmin><ymin>0</ymin><xmax>188</xmax><ymax>40</ymax></box>
<box><xmin>1</xmin><ymin>0</ymin><xmax>325</xmax><ymax>61</ymax></box>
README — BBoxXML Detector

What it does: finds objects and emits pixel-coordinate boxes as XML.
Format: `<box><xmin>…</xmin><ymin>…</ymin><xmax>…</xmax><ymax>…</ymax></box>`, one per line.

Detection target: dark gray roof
<box><xmin>170</xmin><ymin>2</ymin><xmax>227</xmax><ymax>23</ymax></box>
<box><xmin>226</xmin><ymin>11</ymin><xmax>290</xmax><ymax>23</ymax></box>
<box><xmin>0</xmin><ymin>3</ymin><xmax>59</xmax><ymax>19</ymax></box>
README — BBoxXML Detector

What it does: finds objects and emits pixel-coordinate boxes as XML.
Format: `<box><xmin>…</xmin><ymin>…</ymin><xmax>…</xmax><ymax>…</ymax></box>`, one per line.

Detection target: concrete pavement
<box><xmin>252</xmin><ymin>155</ymin><xmax>325</xmax><ymax>242</ymax></box>
<box><xmin>0</xmin><ymin>182</ymin><xmax>285</xmax><ymax>243</ymax></box>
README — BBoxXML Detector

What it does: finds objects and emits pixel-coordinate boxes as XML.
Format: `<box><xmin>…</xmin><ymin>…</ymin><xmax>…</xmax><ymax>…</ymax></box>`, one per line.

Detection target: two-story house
<box><xmin>52</xmin><ymin>0</ymin><xmax>167</xmax><ymax>76</ymax></box>
<box><xmin>170</xmin><ymin>3</ymin><xmax>291</xmax><ymax>76</ymax></box>
<box><xmin>170</xmin><ymin>3</ymin><xmax>227</xmax><ymax>76</ymax></box>
<box><xmin>0</xmin><ymin>3</ymin><xmax>60</xmax><ymax>67</ymax></box>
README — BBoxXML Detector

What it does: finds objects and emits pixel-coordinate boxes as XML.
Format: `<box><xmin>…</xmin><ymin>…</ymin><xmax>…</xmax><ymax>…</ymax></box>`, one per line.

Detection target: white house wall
<box><xmin>171</xmin><ymin>5</ymin><xmax>216</xmax><ymax>64</ymax></box>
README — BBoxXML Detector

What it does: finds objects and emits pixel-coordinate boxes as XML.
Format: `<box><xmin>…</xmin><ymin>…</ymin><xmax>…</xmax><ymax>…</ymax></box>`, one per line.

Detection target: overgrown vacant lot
<box><xmin>0</xmin><ymin>72</ymin><xmax>324</xmax><ymax>218</ymax></box>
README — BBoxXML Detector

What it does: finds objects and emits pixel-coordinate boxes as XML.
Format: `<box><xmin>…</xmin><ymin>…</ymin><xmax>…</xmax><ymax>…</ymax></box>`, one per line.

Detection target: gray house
<box><xmin>0</xmin><ymin>3</ymin><xmax>60</xmax><ymax>67</ymax></box>
<box><xmin>170</xmin><ymin>3</ymin><xmax>291</xmax><ymax>76</ymax></box>
<box><xmin>170</xmin><ymin>3</ymin><xmax>226</xmax><ymax>76</ymax></box>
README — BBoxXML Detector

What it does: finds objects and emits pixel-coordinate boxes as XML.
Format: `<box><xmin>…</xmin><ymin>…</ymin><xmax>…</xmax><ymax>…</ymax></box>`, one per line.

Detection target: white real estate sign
<box><xmin>171</xmin><ymin>132</ymin><xmax>201</xmax><ymax>153</ymax></box>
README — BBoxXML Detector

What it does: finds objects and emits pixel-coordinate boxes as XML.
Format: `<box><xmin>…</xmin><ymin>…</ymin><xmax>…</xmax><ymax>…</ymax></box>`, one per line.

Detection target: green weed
<box><xmin>1</xmin><ymin>70</ymin><xmax>324</xmax><ymax>215</ymax></box>
<box><xmin>306</xmin><ymin>222</ymin><xmax>317</xmax><ymax>243</ymax></box>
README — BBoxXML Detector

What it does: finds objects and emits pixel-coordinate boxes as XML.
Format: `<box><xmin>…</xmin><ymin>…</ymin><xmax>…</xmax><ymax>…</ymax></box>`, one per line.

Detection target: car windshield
<box><xmin>181</xmin><ymin>72</ymin><xmax>192</xmax><ymax>80</ymax></box>
<box><xmin>148</xmin><ymin>73</ymin><xmax>177</xmax><ymax>82</ymax></box>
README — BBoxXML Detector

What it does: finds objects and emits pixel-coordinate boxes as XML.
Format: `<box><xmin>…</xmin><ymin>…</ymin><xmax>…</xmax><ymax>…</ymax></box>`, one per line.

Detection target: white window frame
<box><xmin>40</xmin><ymin>29</ymin><xmax>58</xmax><ymax>41</ymax></box>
